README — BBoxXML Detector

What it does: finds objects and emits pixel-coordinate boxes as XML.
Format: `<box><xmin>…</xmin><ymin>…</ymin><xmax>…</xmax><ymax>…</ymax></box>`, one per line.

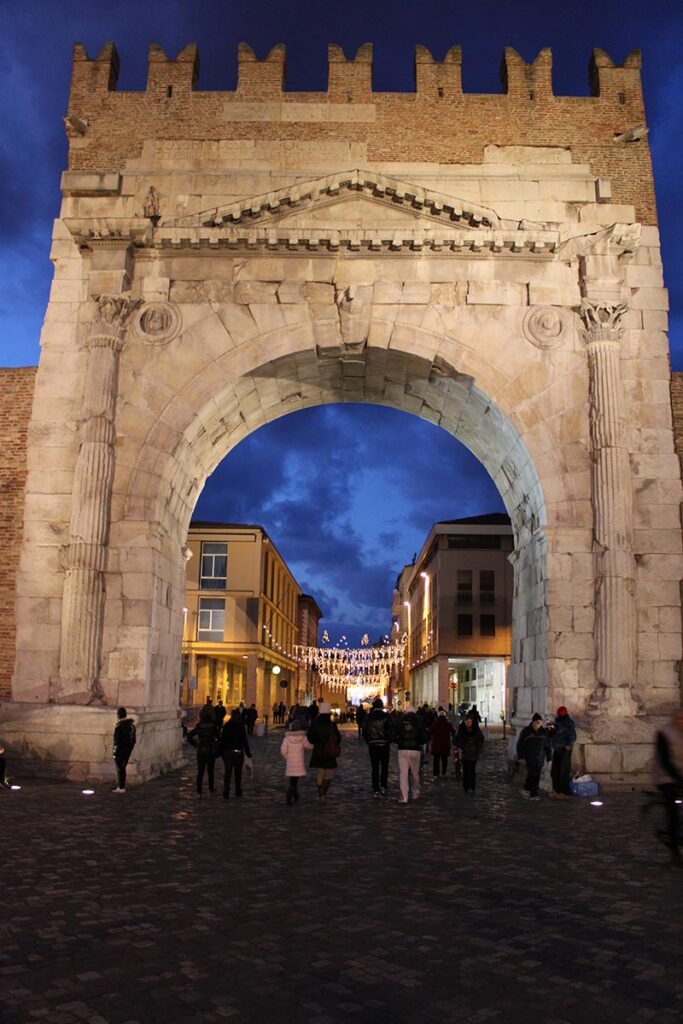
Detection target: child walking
<box><xmin>280</xmin><ymin>719</ymin><xmax>313</xmax><ymax>805</ymax></box>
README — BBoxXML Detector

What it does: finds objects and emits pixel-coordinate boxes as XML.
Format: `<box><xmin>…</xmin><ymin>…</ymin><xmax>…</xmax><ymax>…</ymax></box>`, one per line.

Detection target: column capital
<box><xmin>578</xmin><ymin>299</ymin><xmax>629</xmax><ymax>347</ymax></box>
<box><xmin>87</xmin><ymin>294</ymin><xmax>138</xmax><ymax>350</ymax></box>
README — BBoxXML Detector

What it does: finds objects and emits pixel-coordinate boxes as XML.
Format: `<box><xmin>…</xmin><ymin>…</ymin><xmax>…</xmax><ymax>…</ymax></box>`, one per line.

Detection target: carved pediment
<box><xmin>168</xmin><ymin>168</ymin><xmax>501</xmax><ymax>231</ymax></box>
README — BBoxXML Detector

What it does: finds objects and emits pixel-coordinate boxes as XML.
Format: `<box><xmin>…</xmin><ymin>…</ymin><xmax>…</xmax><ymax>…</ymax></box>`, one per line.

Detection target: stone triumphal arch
<box><xmin>2</xmin><ymin>41</ymin><xmax>681</xmax><ymax>782</ymax></box>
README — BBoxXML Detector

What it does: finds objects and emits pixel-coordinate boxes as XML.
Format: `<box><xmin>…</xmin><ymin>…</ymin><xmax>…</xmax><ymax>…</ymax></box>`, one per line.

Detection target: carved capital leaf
<box><xmin>88</xmin><ymin>295</ymin><xmax>139</xmax><ymax>346</ymax></box>
<box><xmin>578</xmin><ymin>300</ymin><xmax>628</xmax><ymax>345</ymax></box>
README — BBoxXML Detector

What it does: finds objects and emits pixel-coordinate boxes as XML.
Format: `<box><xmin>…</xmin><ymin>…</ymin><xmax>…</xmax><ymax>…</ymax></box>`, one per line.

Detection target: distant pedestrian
<box><xmin>653</xmin><ymin>707</ymin><xmax>683</xmax><ymax>866</ymax></box>
<box><xmin>219</xmin><ymin>708</ymin><xmax>251</xmax><ymax>799</ymax></box>
<box><xmin>307</xmin><ymin>702</ymin><xmax>342</xmax><ymax>801</ymax></box>
<box><xmin>517</xmin><ymin>714</ymin><xmax>552</xmax><ymax>800</ymax></box>
<box><xmin>455</xmin><ymin>713</ymin><xmax>484</xmax><ymax>794</ymax></box>
<box><xmin>430</xmin><ymin>709</ymin><xmax>456</xmax><ymax>777</ymax></box>
<box><xmin>549</xmin><ymin>706</ymin><xmax>576</xmax><ymax>799</ymax></box>
<box><xmin>308</xmin><ymin>699</ymin><xmax>319</xmax><ymax>723</ymax></box>
<box><xmin>280</xmin><ymin>719</ymin><xmax>313</xmax><ymax>805</ymax></box>
<box><xmin>0</xmin><ymin>741</ymin><xmax>9</xmax><ymax>789</ymax></box>
<box><xmin>278</xmin><ymin>700</ymin><xmax>286</xmax><ymax>724</ymax></box>
<box><xmin>393</xmin><ymin>704</ymin><xmax>427</xmax><ymax>803</ymax></box>
<box><xmin>469</xmin><ymin>704</ymin><xmax>482</xmax><ymax>726</ymax></box>
<box><xmin>214</xmin><ymin>698</ymin><xmax>226</xmax><ymax>733</ymax></box>
<box><xmin>245</xmin><ymin>704</ymin><xmax>258</xmax><ymax>735</ymax></box>
<box><xmin>288</xmin><ymin>703</ymin><xmax>308</xmax><ymax>730</ymax></box>
<box><xmin>187</xmin><ymin>707</ymin><xmax>219</xmax><ymax>797</ymax></box>
<box><xmin>363</xmin><ymin>696</ymin><xmax>391</xmax><ymax>797</ymax></box>
<box><xmin>203</xmin><ymin>696</ymin><xmax>213</xmax><ymax>715</ymax></box>
<box><xmin>112</xmin><ymin>707</ymin><xmax>136</xmax><ymax>793</ymax></box>
<box><xmin>356</xmin><ymin>704</ymin><xmax>367</xmax><ymax>739</ymax></box>
<box><xmin>272</xmin><ymin>701</ymin><xmax>279</xmax><ymax>725</ymax></box>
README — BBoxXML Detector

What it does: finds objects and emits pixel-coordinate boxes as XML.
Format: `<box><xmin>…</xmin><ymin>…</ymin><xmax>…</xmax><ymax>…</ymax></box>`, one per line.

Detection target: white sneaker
<box><xmin>398</xmin><ymin>797</ymin><xmax>408</xmax><ymax>804</ymax></box>
<box><xmin>112</xmin><ymin>787</ymin><xmax>125</xmax><ymax>793</ymax></box>
<box><xmin>520</xmin><ymin>789</ymin><xmax>531</xmax><ymax>799</ymax></box>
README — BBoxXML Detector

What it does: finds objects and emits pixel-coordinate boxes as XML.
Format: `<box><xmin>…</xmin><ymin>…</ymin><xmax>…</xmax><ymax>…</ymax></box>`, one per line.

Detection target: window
<box><xmin>480</xmin><ymin>614</ymin><xmax>496</xmax><ymax>637</ymax></box>
<box><xmin>457</xmin><ymin>569</ymin><xmax>473</xmax><ymax>605</ymax></box>
<box><xmin>457</xmin><ymin>614</ymin><xmax>473</xmax><ymax>637</ymax></box>
<box><xmin>480</xmin><ymin>570</ymin><xmax>495</xmax><ymax>605</ymax></box>
<box><xmin>448</xmin><ymin>534</ymin><xmax>501</xmax><ymax>549</ymax></box>
<box><xmin>198</xmin><ymin>598</ymin><xmax>225</xmax><ymax>641</ymax></box>
<box><xmin>200</xmin><ymin>542</ymin><xmax>227</xmax><ymax>590</ymax></box>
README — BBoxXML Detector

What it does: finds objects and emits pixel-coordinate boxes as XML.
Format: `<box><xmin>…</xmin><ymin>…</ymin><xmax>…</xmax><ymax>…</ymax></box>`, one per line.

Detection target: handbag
<box><xmin>324</xmin><ymin>729</ymin><xmax>340</xmax><ymax>759</ymax></box>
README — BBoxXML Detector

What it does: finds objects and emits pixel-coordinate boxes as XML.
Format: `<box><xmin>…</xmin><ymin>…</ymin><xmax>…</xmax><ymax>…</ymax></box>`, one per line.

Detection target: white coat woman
<box><xmin>280</xmin><ymin>719</ymin><xmax>313</xmax><ymax>805</ymax></box>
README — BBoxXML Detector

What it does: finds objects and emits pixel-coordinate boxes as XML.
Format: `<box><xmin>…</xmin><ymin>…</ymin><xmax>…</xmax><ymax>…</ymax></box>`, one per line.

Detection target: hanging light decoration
<box><xmin>296</xmin><ymin>633</ymin><xmax>407</xmax><ymax>692</ymax></box>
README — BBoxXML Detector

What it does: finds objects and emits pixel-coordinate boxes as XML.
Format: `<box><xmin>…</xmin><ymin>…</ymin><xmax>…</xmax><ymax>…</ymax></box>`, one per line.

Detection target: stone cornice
<box><xmin>165</xmin><ymin>168</ymin><xmax>503</xmax><ymax>229</ymax></box>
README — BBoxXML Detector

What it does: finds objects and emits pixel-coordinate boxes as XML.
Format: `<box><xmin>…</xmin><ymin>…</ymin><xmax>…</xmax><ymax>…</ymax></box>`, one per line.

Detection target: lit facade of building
<box><xmin>181</xmin><ymin>522</ymin><xmax>304</xmax><ymax>716</ymax></box>
<box><xmin>393</xmin><ymin>514</ymin><xmax>513</xmax><ymax>720</ymax></box>
<box><xmin>297</xmin><ymin>594</ymin><xmax>323</xmax><ymax>703</ymax></box>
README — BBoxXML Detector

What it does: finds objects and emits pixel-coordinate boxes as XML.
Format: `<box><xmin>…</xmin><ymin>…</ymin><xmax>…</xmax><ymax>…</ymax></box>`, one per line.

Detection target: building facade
<box><xmin>182</xmin><ymin>522</ymin><xmax>302</xmax><ymax>717</ymax></box>
<box><xmin>394</xmin><ymin>514</ymin><xmax>513</xmax><ymax>719</ymax></box>
<box><xmin>297</xmin><ymin>594</ymin><xmax>323</xmax><ymax>704</ymax></box>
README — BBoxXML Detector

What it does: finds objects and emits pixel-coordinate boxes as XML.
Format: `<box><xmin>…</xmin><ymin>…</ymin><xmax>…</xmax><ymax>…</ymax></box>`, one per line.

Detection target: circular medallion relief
<box><xmin>132</xmin><ymin>302</ymin><xmax>181</xmax><ymax>345</ymax></box>
<box><xmin>523</xmin><ymin>305</ymin><xmax>570</xmax><ymax>351</ymax></box>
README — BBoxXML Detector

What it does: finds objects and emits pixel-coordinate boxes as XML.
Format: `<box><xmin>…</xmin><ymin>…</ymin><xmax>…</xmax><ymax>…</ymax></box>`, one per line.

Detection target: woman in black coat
<box><xmin>219</xmin><ymin>708</ymin><xmax>252</xmax><ymax>799</ymax></box>
<box><xmin>307</xmin><ymin>702</ymin><xmax>342</xmax><ymax>802</ymax></box>
<box><xmin>187</xmin><ymin>706</ymin><xmax>220</xmax><ymax>796</ymax></box>
<box><xmin>455</xmin><ymin>713</ymin><xmax>485</xmax><ymax>794</ymax></box>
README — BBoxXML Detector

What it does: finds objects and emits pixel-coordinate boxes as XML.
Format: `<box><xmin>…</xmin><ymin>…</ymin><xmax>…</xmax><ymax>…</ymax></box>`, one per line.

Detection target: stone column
<box><xmin>57</xmin><ymin>295</ymin><xmax>136</xmax><ymax>703</ymax></box>
<box><xmin>579</xmin><ymin>300</ymin><xmax>639</xmax><ymax>717</ymax></box>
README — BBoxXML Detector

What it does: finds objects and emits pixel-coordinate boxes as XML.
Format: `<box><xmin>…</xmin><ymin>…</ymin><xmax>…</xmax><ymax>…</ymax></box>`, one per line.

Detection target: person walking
<box><xmin>213</xmin><ymin>698</ymin><xmax>226</xmax><ymax>734</ymax></box>
<box><xmin>280</xmin><ymin>719</ymin><xmax>313</xmax><ymax>805</ymax></box>
<box><xmin>549</xmin><ymin>706</ymin><xmax>577</xmax><ymax>799</ymax></box>
<box><xmin>469</xmin><ymin>704</ymin><xmax>482</xmax><ymax>726</ymax></box>
<box><xmin>363</xmin><ymin>696</ymin><xmax>391</xmax><ymax>797</ymax></box>
<box><xmin>356</xmin><ymin>703</ymin><xmax>367</xmax><ymax>739</ymax></box>
<box><xmin>0</xmin><ymin>740</ymin><xmax>10</xmax><ymax>789</ymax></box>
<box><xmin>653</xmin><ymin>707</ymin><xmax>683</xmax><ymax>866</ymax></box>
<box><xmin>308</xmin><ymin>698</ymin><xmax>319</xmax><ymax>723</ymax></box>
<box><xmin>517</xmin><ymin>714</ymin><xmax>552</xmax><ymax>800</ymax></box>
<box><xmin>245</xmin><ymin>704</ymin><xmax>258</xmax><ymax>736</ymax></box>
<box><xmin>455</xmin><ymin>713</ymin><xmax>484</xmax><ymax>794</ymax></box>
<box><xmin>307</xmin><ymin>701</ymin><xmax>342</xmax><ymax>801</ymax></box>
<box><xmin>272</xmin><ymin>700</ymin><xmax>279</xmax><ymax>725</ymax></box>
<box><xmin>219</xmin><ymin>707</ymin><xmax>251</xmax><ymax>799</ymax></box>
<box><xmin>112</xmin><ymin>707</ymin><xmax>136</xmax><ymax>793</ymax></box>
<box><xmin>187</xmin><ymin>706</ymin><xmax>219</xmax><ymax>797</ymax></box>
<box><xmin>393</xmin><ymin>704</ymin><xmax>427</xmax><ymax>803</ymax></box>
<box><xmin>430</xmin><ymin>709</ymin><xmax>456</xmax><ymax>778</ymax></box>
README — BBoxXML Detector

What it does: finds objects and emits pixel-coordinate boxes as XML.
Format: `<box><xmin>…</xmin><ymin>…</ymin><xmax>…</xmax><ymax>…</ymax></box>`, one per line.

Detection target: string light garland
<box><xmin>295</xmin><ymin>634</ymin><xmax>407</xmax><ymax>692</ymax></box>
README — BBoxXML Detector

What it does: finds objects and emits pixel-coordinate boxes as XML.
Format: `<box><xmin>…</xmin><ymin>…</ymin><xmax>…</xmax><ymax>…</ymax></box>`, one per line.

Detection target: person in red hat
<box><xmin>549</xmin><ymin>706</ymin><xmax>576</xmax><ymax>799</ymax></box>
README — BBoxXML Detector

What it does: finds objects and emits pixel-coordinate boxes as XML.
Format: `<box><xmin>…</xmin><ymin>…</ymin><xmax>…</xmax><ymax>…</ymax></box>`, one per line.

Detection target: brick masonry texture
<box><xmin>670</xmin><ymin>372</ymin><xmax>683</xmax><ymax>458</ymax></box>
<box><xmin>66</xmin><ymin>43</ymin><xmax>658</xmax><ymax>224</ymax></box>
<box><xmin>0</xmin><ymin>367</ymin><xmax>36</xmax><ymax>701</ymax></box>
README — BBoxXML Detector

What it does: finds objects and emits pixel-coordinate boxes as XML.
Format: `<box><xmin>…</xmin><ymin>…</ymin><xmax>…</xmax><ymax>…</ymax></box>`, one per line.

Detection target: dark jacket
<box><xmin>245</xmin><ymin>707</ymin><xmax>258</xmax><ymax>727</ymax></box>
<box><xmin>213</xmin><ymin>704</ymin><xmax>227</xmax><ymax>729</ymax></box>
<box><xmin>363</xmin><ymin>708</ymin><xmax>391</xmax><ymax>745</ymax></box>
<box><xmin>455</xmin><ymin>723</ymin><xmax>484</xmax><ymax>762</ymax></box>
<box><xmin>517</xmin><ymin>726</ymin><xmax>552</xmax><ymax>767</ymax></box>
<box><xmin>393</xmin><ymin>712</ymin><xmax>427</xmax><ymax>751</ymax></box>
<box><xmin>307</xmin><ymin>713</ymin><xmax>342</xmax><ymax>768</ymax></box>
<box><xmin>113</xmin><ymin>718</ymin><xmax>136</xmax><ymax>756</ymax></box>
<box><xmin>219</xmin><ymin>718</ymin><xmax>251</xmax><ymax>758</ymax></box>
<box><xmin>551</xmin><ymin>714</ymin><xmax>577</xmax><ymax>751</ymax></box>
<box><xmin>187</xmin><ymin>718</ymin><xmax>218</xmax><ymax>755</ymax></box>
<box><xmin>430</xmin><ymin>717</ymin><xmax>456</xmax><ymax>756</ymax></box>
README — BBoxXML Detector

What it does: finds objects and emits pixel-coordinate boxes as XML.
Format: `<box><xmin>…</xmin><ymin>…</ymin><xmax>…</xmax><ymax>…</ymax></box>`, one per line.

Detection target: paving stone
<box><xmin>1</xmin><ymin>728</ymin><xmax>682</xmax><ymax>1023</ymax></box>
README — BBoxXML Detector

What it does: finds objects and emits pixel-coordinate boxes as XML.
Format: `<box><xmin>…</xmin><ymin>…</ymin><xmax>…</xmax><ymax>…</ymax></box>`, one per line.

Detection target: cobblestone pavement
<box><xmin>1</xmin><ymin>726</ymin><xmax>682</xmax><ymax>1024</ymax></box>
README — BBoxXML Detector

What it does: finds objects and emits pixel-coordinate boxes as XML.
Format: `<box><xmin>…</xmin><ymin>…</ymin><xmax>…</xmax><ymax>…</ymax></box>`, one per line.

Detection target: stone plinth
<box><xmin>0</xmin><ymin>703</ymin><xmax>184</xmax><ymax>783</ymax></box>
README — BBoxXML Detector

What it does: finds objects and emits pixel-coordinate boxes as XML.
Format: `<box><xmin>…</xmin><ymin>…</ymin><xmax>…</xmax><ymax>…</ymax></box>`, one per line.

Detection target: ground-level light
<box><xmin>82</xmin><ymin>789</ymin><xmax>95</xmax><ymax>796</ymax></box>
<box><xmin>10</xmin><ymin>784</ymin><xmax>21</xmax><ymax>791</ymax></box>
<box><xmin>590</xmin><ymin>800</ymin><xmax>603</xmax><ymax>807</ymax></box>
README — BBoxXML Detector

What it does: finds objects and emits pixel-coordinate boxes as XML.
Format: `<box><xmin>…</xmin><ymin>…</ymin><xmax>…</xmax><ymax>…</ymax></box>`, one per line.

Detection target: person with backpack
<box><xmin>112</xmin><ymin>707</ymin><xmax>136</xmax><ymax>793</ymax></box>
<box><xmin>393</xmin><ymin>704</ymin><xmax>427</xmax><ymax>803</ymax></box>
<box><xmin>280</xmin><ymin>719</ymin><xmax>313</xmax><ymax>805</ymax></box>
<box><xmin>307</xmin><ymin>702</ymin><xmax>342</xmax><ymax>802</ymax></box>
<box><xmin>549</xmin><ymin>706</ymin><xmax>577</xmax><ymax>799</ymax></box>
<box><xmin>187</xmin><ymin>706</ymin><xmax>220</xmax><ymax>797</ymax></box>
<box><xmin>363</xmin><ymin>696</ymin><xmax>391</xmax><ymax>798</ymax></box>
<box><xmin>455</xmin><ymin>712</ymin><xmax>485</xmax><ymax>794</ymax></box>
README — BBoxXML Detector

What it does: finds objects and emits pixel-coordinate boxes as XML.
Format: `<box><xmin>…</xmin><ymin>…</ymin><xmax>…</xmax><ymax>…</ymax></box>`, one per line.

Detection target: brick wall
<box><xmin>671</xmin><ymin>372</ymin><xmax>683</xmax><ymax>459</ymax></box>
<box><xmin>0</xmin><ymin>367</ymin><xmax>36</xmax><ymax>701</ymax></box>
<box><xmin>65</xmin><ymin>43</ymin><xmax>658</xmax><ymax>224</ymax></box>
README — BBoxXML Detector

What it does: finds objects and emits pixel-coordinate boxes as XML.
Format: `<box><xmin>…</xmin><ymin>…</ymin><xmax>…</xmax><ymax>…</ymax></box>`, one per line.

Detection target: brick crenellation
<box><xmin>65</xmin><ymin>42</ymin><xmax>657</xmax><ymax>224</ymax></box>
<box><xmin>0</xmin><ymin>367</ymin><xmax>37</xmax><ymax>702</ymax></box>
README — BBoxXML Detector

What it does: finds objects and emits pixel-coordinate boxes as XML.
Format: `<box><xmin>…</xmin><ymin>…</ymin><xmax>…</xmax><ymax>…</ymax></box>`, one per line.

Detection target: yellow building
<box><xmin>393</xmin><ymin>514</ymin><xmax>513</xmax><ymax>720</ymax></box>
<box><xmin>181</xmin><ymin>521</ymin><xmax>305</xmax><ymax>718</ymax></box>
